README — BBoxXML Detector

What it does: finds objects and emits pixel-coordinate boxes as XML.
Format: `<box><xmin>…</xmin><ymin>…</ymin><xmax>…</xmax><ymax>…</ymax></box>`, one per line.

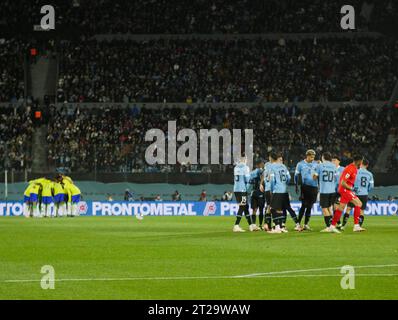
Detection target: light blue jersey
<box><xmin>295</xmin><ymin>160</ymin><xmax>318</xmax><ymax>188</ymax></box>
<box><xmin>335</xmin><ymin>166</ymin><xmax>345</xmax><ymax>191</ymax></box>
<box><xmin>270</xmin><ymin>163</ymin><xmax>291</xmax><ymax>194</ymax></box>
<box><xmin>233</xmin><ymin>163</ymin><xmax>250</xmax><ymax>192</ymax></box>
<box><xmin>354</xmin><ymin>168</ymin><xmax>374</xmax><ymax>196</ymax></box>
<box><xmin>314</xmin><ymin>161</ymin><xmax>337</xmax><ymax>194</ymax></box>
<box><xmin>263</xmin><ymin>162</ymin><xmax>272</xmax><ymax>192</ymax></box>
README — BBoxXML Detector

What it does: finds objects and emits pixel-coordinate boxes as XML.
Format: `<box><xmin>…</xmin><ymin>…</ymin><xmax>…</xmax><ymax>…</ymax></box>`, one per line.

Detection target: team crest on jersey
<box><xmin>78</xmin><ymin>201</ymin><xmax>88</xmax><ymax>215</ymax></box>
<box><xmin>203</xmin><ymin>202</ymin><xmax>217</xmax><ymax>216</ymax></box>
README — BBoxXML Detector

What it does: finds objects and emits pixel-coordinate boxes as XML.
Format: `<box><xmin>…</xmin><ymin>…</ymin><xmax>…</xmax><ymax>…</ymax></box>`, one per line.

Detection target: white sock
<box><xmin>67</xmin><ymin>203</ymin><xmax>72</xmax><ymax>216</ymax></box>
<box><xmin>72</xmin><ymin>203</ymin><xmax>78</xmax><ymax>216</ymax></box>
<box><xmin>60</xmin><ymin>203</ymin><xmax>66</xmax><ymax>216</ymax></box>
<box><xmin>23</xmin><ymin>203</ymin><xmax>30</xmax><ymax>217</ymax></box>
<box><xmin>33</xmin><ymin>206</ymin><xmax>40</xmax><ymax>217</ymax></box>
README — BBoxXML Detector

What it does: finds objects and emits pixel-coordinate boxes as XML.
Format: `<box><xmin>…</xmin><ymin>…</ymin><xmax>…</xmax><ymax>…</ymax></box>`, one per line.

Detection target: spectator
<box><xmin>172</xmin><ymin>190</ymin><xmax>181</xmax><ymax>201</ymax></box>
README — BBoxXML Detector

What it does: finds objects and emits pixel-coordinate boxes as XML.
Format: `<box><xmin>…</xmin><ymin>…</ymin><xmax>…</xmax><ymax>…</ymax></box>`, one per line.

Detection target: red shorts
<box><xmin>338</xmin><ymin>188</ymin><xmax>358</xmax><ymax>204</ymax></box>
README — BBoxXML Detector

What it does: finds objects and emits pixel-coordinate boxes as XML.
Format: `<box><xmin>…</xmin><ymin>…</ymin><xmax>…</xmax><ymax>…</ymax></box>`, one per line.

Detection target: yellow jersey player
<box><xmin>27</xmin><ymin>180</ymin><xmax>42</xmax><ymax>217</ymax></box>
<box><xmin>29</xmin><ymin>177</ymin><xmax>53</xmax><ymax>217</ymax></box>
<box><xmin>53</xmin><ymin>179</ymin><xmax>67</xmax><ymax>217</ymax></box>
<box><xmin>63</xmin><ymin>182</ymin><xmax>81</xmax><ymax>217</ymax></box>
<box><xmin>23</xmin><ymin>183</ymin><xmax>35</xmax><ymax>217</ymax></box>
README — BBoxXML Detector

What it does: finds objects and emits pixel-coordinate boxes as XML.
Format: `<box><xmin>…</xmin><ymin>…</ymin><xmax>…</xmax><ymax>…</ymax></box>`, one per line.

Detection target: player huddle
<box><xmin>23</xmin><ymin>174</ymin><xmax>82</xmax><ymax>218</ymax></box>
<box><xmin>233</xmin><ymin>150</ymin><xmax>374</xmax><ymax>234</ymax></box>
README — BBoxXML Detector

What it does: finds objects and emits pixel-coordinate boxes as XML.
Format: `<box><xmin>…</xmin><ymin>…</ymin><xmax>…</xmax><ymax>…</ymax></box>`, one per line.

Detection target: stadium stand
<box><xmin>45</xmin><ymin>104</ymin><xmax>398</xmax><ymax>173</ymax></box>
<box><xmin>56</xmin><ymin>37</ymin><xmax>398</xmax><ymax>103</ymax></box>
<box><xmin>1</xmin><ymin>0</ymin><xmax>396</xmax><ymax>34</ymax></box>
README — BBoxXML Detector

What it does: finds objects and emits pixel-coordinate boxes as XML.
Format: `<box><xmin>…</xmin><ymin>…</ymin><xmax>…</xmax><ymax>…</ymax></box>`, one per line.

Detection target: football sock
<box><xmin>271</xmin><ymin>209</ymin><xmax>283</xmax><ymax>228</ymax></box>
<box><xmin>258</xmin><ymin>207</ymin><xmax>264</xmax><ymax>226</ymax></box>
<box><xmin>244</xmin><ymin>206</ymin><xmax>252</xmax><ymax>225</ymax></box>
<box><xmin>332</xmin><ymin>209</ymin><xmax>343</xmax><ymax>226</ymax></box>
<box><xmin>298</xmin><ymin>206</ymin><xmax>305</xmax><ymax>223</ymax></box>
<box><xmin>287</xmin><ymin>207</ymin><xmax>299</xmax><ymax>224</ymax></box>
<box><xmin>304</xmin><ymin>207</ymin><xmax>312</xmax><ymax>225</ymax></box>
<box><xmin>251</xmin><ymin>213</ymin><xmax>256</xmax><ymax>225</ymax></box>
<box><xmin>342</xmin><ymin>213</ymin><xmax>350</xmax><ymax>226</ymax></box>
<box><xmin>353</xmin><ymin>206</ymin><xmax>361</xmax><ymax>225</ymax></box>
<box><xmin>359</xmin><ymin>214</ymin><xmax>365</xmax><ymax>226</ymax></box>
<box><xmin>265</xmin><ymin>212</ymin><xmax>272</xmax><ymax>228</ymax></box>
<box><xmin>324</xmin><ymin>215</ymin><xmax>332</xmax><ymax>227</ymax></box>
<box><xmin>235</xmin><ymin>206</ymin><xmax>244</xmax><ymax>225</ymax></box>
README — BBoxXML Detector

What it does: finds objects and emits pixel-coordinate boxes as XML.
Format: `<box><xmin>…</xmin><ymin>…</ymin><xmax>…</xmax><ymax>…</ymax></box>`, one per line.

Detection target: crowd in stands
<box><xmin>390</xmin><ymin>139</ymin><xmax>398</xmax><ymax>172</ymax></box>
<box><xmin>45</xmin><ymin>104</ymin><xmax>398</xmax><ymax>174</ymax></box>
<box><xmin>1</xmin><ymin>0</ymin><xmax>396</xmax><ymax>35</ymax></box>
<box><xmin>0</xmin><ymin>107</ymin><xmax>34</xmax><ymax>171</ymax></box>
<box><xmin>0</xmin><ymin>39</ymin><xmax>26</xmax><ymax>103</ymax></box>
<box><xmin>56</xmin><ymin>37</ymin><xmax>398</xmax><ymax>104</ymax></box>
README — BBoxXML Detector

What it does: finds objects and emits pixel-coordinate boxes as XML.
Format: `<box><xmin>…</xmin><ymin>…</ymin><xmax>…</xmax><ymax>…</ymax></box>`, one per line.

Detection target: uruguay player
<box><xmin>268</xmin><ymin>152</ymin><xmax>296</xmax><ymax>234</ymax></box>
<box><xmin>341</xmin><ymin>159</ymin><xmax>374</xmax><ymax>230</ymax></box>
<box><xmin>313</xmin><ymin>152</ymin><xmax>337</xmax><ymax>231</ymax></box>
<box><xmin>233</xmin><ymin>156</ymin><xmax>257</xmax><ymax>232</ymax></box>
<box><xmin>294</xmin><ymin>149</ymin><xmax>319</xmax><ymax>231</ymax></box>
<box><xmin>248</xmin><ymin>160</ymin><xmax>265</xmax><ymax>229</ymax></box>
<box><xmin>260</xmin><ymin>157</ymin><xmax>273</xmax><ymax>231</ymax></box>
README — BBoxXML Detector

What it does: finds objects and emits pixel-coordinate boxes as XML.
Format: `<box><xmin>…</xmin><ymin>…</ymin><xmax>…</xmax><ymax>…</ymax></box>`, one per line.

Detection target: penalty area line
<box><xmin>2</xmin><ymin>264</ymin><xmax>398</xmax><ymax>283</ymax></box>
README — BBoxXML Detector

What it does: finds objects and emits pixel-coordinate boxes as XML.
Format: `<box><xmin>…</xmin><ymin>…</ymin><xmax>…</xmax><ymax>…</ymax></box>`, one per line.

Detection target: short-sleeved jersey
<box><xmin>295</xmin><ymin>160</ymin><xmax>318</xmax><ymax>188</ymax></box>
<box><xmin>233</xmin><ymin>163</ymin><xmax>250</xmax><ymax>192</ymax></box>
<box><xmin>354</xmin><ymin>168</ymin><xmax>374</xmax><ymax>196</ymax></box>
<box><xmin>64</xmin><ymin>183</ymin><xmax>81</xmax><ymax>197</ymax></box>
<box><xmin>53</xmin><ymin>182</ymin><xmax>65</xmax><ymax>195</ymax></box>
<box><xmin>248</xmin><ymin>168</ymin><xmax>263</xmax><ymax>193</ymax></box>
<box><xmin>23</xmin><ymin>184</ymin><xmax>35</xmax><ymax>197</ymax></box>
<box><xmin>41</xmin><ymin>180</ymin><xmax>54</xmax><ymax>197</ymax></box>
<box><xmin>338</xmin><ymin>163</ymin><xmax>358</xmax><ymax>193</ymax></box>
<box><xmin>314</xmin><ymin>161</ymin><xmax>337</xmax><ymax>194</ymax></box>
<box><xmin>335</xmin><ymin>166</ymin><xmax>345</xmax><ymax>191</ymax></box>
<box><xmin>270</xmin><ymin>163</ymin><xmax>291</xmax><ymax>194</ymax></box>
<box><xmin>262</xmin><ymin>162</ymin><xmax>272</xmax><ymax>192</ymax></box>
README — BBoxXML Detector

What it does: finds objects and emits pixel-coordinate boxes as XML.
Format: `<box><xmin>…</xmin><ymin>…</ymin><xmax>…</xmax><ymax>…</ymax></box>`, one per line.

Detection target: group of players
<box><xmin>233</xmin><ymin>149</ymin><xmax>374</xmax><ymax>234</ymax></box>
<box><xmin>22</xmin><ymin>174</ymin><xmax>82</xmax><ymax>218</ymax></box>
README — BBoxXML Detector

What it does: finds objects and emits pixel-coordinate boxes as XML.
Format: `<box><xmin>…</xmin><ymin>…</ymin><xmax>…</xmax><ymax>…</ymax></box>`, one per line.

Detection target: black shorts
<box><xmin>251</xmin><ymin>190</ymin><xmax>265</xmax><ymax>209</ymax></box>
<box><xmin>332</xmin><ymin>192</ymin><xmax>340</xmax><ymax>205</ymax></box>
<box><xmin>270</xmin><ymin>193</ymin><xmax>290</xmax><ymax>211</ymax></box>
<box><xmin>320</xmin><ymin>193</ymin><xmax>336</xmax><ymax>209</ymax></box>
<box><xmin>348</xmin><ymin>195</ymin><xmax>368</xmax><ymax>210</ymax></box>
<box><xmin>265</xmin><ymin>191</ymin><xmax>271</xmax><ymax>205</ymax></box>
<box><xmin>300</xmin><ymin>185</ymin><xmax>318</xmax><ymax>206</ymax></box>
<box><xmin>234</xmin><ymin>192</ymin><xmax>248</xmax><ymax>206</ymax></box>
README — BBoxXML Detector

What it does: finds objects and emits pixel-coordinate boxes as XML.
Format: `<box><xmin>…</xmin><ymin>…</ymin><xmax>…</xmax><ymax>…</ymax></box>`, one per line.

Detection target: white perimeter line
<box><xmin>2</xmin><ymin>264</ymin><xmax>398</xmax><ymax>283</ymax></box>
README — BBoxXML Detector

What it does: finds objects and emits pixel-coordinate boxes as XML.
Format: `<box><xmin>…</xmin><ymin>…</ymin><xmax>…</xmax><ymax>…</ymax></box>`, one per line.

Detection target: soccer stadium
<box><xmin>0</xmin><ymin>0</ymin><xmax>398</xmax><ymax>302</ymax></box>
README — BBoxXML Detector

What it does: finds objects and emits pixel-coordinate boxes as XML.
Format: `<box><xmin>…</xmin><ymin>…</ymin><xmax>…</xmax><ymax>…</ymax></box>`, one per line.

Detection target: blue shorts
<box><xmin>71</xmin><ymin>195</ymin><xmax>81</xmax><ymax>203</ymax></box>
<box><xmin>54</xmin><ymin>194</ymin><xmax>66</xmax><ymax>203</ymax></box>
<box><xmin>42</xmin><ymin>196</ymin><xmax>53</xmax><ymax>205</ymax></box>
<box><xmin>24</xmin><ymin>195</ymin><xmax>30</xmax><ymax>203</ymax></box>
<box><xmin>30</xmin><ymin>193</ymin><xmax>39</xmax><ymax>202</ymax></box>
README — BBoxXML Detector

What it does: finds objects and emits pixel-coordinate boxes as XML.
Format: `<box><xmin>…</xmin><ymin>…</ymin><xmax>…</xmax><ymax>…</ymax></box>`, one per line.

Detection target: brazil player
<box><xmin>41</xmin><ymin>178</ymin><xmax>54</xmax><ymax>217</ymax></box>
<box><xmin>294</xmin><ymin>149</ymin><xmax>319</xmax><ymax>230</ymax></box>
<box><xmin>329</xmin><ymin>154</ymin><xmax>364</xmax><ymax>233</ymax></box>
<box><xmin>233</xmin><ymin>156</ymin><xmax>258</xmax><ymax>232</ymax></box>
<box><xmin>53</xmin><ymin>179</ymin><xmax>67</xmax><ymax>217</ymax></box>
<box><xmin>268</xmin><ymin>152</ymin><xmax>295</xmax><ymax>234</ymax></box>
<box><xmin>312</xmin><ymin>152</ymin><xmax>337</xmax><ymax>231</ymax></box>
<box><xmin>248</xmin><ymin>160</ymin><xmax>265</xmax><ymax>229</ymax></box>
<box><xmin>64</xmin><ymin>182</ymin><xmax>82</xmax><ymax>217</ymax></box>
<box><xmin>341</xmin><ymin>159</ymin><xmax>374</xmax><ymax>230</ymax></box>
<box><xmin>23</xmin><ymin>183</ymin><xmax>35</xmax><ymax>217</ymax></box>
<box><xmin>28</xmin><ymin>177</ymin><xmax>50</xmax><ymax>217</ymax></box>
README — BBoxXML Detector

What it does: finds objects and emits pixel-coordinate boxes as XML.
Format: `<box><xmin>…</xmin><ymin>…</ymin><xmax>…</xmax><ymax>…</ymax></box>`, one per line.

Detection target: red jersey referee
<box><xmin>329</xmin><ymin>154</ymin><xmax>366</xmax><ymax>233</ymax></box>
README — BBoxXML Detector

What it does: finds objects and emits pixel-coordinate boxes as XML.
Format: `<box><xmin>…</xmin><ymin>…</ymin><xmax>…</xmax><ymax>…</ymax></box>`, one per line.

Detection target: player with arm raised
<box><xmin>341</xmin><ymin>159</ymin><xmax>374</xmax><ymax>230</ymax></box>
<box><xmin>313</xmin><ymin>152</ymin><xmax>337</xmax><ymax>231</ymax></box>
<box><xmin>233</xmin><ymin>156</ymin><xmax>258</xmax><ymax>232</ymax></box>
<box><xmin>294</xmin><ymin>149</ymin><xmax>319</xmax><ymax>231</ymax></box>
<box><xmin>329</xmin><ymin>154</ymin><xmax>364</xmax><ymax>233</ymax></box>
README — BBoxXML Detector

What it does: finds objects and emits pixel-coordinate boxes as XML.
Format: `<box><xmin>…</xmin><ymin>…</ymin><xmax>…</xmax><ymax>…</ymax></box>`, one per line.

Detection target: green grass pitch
<box><xmin>0</xmin><ymin>216</ymin><xmax>397</xmax><ymax>300</ymax></box>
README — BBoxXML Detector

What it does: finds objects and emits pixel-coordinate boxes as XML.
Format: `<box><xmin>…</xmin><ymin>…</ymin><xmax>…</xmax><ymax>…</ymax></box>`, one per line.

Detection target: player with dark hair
<box><xmin>328</xmin><ymin>154</ymin><xmax>365</xmax><ymax>233</ymax></box>
<box><xmin>260</xmin><ymin>154</ymin><xmax>273</xmax><ymax>231</ymax></box>
<box><xmin>313</xmin><ymin>152</ymin><xmax>337</xmax><ymax>231</ymax></box>
<box><xmin>341</xmin><ymin>158</ymin><xmax>374</xmax><ymax>230</ymax></box>
<box><xmin>248</xmin><ymin>160</ymin><xmax>265</xmax><ymax>229</ymax></box>
<box><xmin>233</xmin><ymin>156</ymin><xmax>258</xmax><ymax>232</ymax></box>
<box><xmin>294</xmin><ymin>149</ymin><xmax>319</xmax><ymax>231</ymax></box>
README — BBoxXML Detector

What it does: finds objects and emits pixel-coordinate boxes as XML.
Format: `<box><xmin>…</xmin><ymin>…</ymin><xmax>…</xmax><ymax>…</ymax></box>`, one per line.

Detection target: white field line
<box><xmin>2</xmin><ymin>264</ymin><xmax>398</xmax><ymax>283</ymax></box>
